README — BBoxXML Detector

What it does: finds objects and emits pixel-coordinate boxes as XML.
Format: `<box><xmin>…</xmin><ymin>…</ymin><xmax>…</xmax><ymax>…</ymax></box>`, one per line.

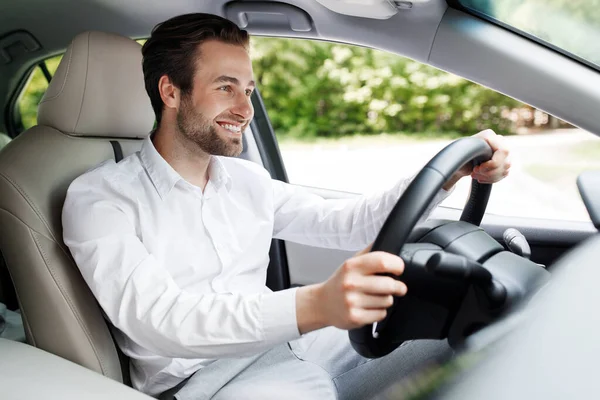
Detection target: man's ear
<box><xmin>158</xmin><ymin>75</ymin><xmax>180</xmax><ymax>111</ymax></box>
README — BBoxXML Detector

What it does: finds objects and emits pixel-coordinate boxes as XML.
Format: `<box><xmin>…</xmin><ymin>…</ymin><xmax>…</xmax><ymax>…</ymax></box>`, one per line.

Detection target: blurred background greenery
<box><xmin>250</xmin><ymin>37</ymin><xmax>569</xmax><ymax>140</ymax></box>
<box><xmin>17</xmin><ymin>38</ymin><xmax>567</xmax><ymax>140</ymax></box>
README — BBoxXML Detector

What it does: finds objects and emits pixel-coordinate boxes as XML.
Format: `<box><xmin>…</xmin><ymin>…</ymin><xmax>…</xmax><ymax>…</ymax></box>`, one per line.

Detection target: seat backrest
<box><xmin>0</xmin><ymin>31</ymin><xmax>154</xmax><ymax>382</ymax></box>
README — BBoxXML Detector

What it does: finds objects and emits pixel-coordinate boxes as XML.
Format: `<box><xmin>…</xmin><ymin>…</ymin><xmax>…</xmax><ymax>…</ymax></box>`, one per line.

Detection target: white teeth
<box><xmin>220</xmin><ymin>123</ymin><xmax>241</xmax><ymax>133</ymax></box>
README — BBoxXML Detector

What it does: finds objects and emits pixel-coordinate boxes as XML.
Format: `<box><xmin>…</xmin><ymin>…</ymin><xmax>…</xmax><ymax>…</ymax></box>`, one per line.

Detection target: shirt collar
<box><xmin>209</xmin><ymin>156</ymin><xmax>233</xmax><ymax>193</ymax></box>
<box><xmin>140</xmin><ymin>135</ymin><xmax>232</xmax><ymax>200</ymax></box>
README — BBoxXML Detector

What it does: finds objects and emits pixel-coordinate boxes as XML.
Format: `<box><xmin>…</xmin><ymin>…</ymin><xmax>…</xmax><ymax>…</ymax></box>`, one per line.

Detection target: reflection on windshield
<box><xmin>460</xmin><ymin>0</ymin><xmax>600</xmax><ymax>68</ymax></box>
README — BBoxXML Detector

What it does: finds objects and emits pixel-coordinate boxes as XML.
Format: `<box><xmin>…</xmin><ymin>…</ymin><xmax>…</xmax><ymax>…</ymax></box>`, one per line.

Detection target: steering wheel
<box><xmin>348</xmin><ymin>138</ymin><xmax>549</xmax><ymax>358</ymax></box>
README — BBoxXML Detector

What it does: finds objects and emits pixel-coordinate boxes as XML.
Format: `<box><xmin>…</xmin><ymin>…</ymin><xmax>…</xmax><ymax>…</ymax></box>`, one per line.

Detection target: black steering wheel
<box><xmin>349</xmin><ymin>137</ymin><xmax>549</xmax><ymax>358</ymax></box>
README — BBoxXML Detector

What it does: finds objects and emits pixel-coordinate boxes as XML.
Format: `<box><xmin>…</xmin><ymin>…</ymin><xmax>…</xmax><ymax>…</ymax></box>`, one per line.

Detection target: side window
<box><xmin>15</xmin><ymin>55</ymin><xmax>63</xmax><ymax>132</ymax></box>
<box><xmin>252</xmin><ymin>37</ymin><xmax>600</xmax><ymax>222</ymax></box>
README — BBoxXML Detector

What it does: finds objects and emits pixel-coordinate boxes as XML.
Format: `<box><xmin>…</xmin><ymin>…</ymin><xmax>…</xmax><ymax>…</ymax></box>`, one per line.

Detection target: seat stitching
<box><xmin>38</xmin><ymin>38</ymin><xmax>75</xmax><ymax>104</ymax></box>
<box><xmin>0</xmin><ymin>206</ymin><xmax>110</xmax><ymax>374</ymax></box>
<box><xmin>73</xmin><ymin>32</ymin><xmax>91</xmax><ymax>133</ymax></box>
<box><xmin>0</xmin><ymin>172</ymin><xmax>76</xmax><ymax>271</ymax></box>
<box><xmin>29</xmin><ymin>226</ymin><xmax>110</xmax><ymax>376</ymax></box>
<box><xmin>0</xmin><ymin>172</ymin><xmax>61</xmax><ymax>248</ymax></box>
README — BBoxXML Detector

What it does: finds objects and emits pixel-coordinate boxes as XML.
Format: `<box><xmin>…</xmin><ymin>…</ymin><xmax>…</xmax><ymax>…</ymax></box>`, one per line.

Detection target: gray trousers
<box><xmin>162</xmin><ymin>327</ymin><xmax>452</xmax><ymax>400</ymax></box>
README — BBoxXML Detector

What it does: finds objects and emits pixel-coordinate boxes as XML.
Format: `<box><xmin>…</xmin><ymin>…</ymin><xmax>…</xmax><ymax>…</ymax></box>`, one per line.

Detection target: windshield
<box><xmin>457</xmin><ymin>0</ymin><xmax>600</xmax><ymax>69</ymax></box>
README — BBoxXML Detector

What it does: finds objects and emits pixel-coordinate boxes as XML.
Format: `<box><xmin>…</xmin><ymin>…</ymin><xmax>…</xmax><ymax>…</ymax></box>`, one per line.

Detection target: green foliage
<box><xmin>17</xmin><ymin>37</ymin><xmax>550</xmax><ymax>140</ymax></box>
<box><xmin>251</xmin><ymin>38</ymin><xmax>522</xmax><ymax>139</ymax></box>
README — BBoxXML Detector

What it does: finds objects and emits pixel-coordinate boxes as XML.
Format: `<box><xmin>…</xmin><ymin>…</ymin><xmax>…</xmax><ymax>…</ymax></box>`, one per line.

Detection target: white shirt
<box><xmin>62</xmin><ymin>136</ymin><xmax>450</xmax><ymax>396</ymax></box>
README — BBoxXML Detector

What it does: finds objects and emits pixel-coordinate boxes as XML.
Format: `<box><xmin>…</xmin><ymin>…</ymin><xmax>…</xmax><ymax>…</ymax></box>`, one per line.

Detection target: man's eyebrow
<box><xmin>213</xmin><ymin>75</ymin><xmax>255</xmax><ymax>87</ymax></box>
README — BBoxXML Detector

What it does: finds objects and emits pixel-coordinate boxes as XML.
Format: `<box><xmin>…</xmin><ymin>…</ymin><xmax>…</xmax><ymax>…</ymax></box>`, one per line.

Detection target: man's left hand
<box><xmin>443</xmin><ymin>129</ymin><xmax>511</xmax><ymax>191</ymax></box>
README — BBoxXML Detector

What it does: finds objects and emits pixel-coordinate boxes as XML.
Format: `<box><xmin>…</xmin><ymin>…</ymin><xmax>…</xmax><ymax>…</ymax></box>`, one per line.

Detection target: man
<box><xmin>62</xmin><ymin>13</ymin><xmax>510</xmax><ymax>400</ymax></box>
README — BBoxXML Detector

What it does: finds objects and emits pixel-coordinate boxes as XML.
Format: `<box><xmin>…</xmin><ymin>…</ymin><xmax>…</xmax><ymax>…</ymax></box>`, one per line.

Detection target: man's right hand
<box><xmin>296</xmin><ymin>246</ymin><xmax>407</xmax><ymax>334</ymax></box>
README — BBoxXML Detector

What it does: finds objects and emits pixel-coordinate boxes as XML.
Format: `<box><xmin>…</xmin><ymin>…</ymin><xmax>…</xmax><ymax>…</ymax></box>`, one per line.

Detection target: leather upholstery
<box><xmin>0</xmin><ymin>31</ymin><xmax>154</xmax><ymax>383</ymax></box>
<box><xmin>38</xmin><ymin>31</ymin><xmax>154</xmax><ymax>138</ymax></box>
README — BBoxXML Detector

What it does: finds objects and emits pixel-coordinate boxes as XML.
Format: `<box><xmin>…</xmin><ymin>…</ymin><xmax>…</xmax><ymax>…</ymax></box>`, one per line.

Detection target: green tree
<box><xmin>252</xmin><ymin>37</ymin><xmax>522</xmax><ymax>138</ymax></box>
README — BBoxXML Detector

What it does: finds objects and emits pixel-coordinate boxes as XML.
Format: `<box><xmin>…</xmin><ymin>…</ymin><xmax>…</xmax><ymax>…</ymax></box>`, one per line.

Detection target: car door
<box><xmin>247</xmin><ymin>37</ymin><xmax>598</xmax><ymax>290</ymax></box>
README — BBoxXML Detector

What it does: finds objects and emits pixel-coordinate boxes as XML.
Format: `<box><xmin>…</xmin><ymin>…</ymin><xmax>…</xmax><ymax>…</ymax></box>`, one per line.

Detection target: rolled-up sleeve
<box><xmin>62</xmin><ymin>173</ymin><xmax>300</xmax><ymax>360</ymax></box>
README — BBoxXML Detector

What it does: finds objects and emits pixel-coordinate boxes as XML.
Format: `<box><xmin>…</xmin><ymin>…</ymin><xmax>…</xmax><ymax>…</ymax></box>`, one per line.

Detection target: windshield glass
<box><xmin>458</xmin><ymin>0</ymin><xmax>600</xmax><ymax>69</ymax></box>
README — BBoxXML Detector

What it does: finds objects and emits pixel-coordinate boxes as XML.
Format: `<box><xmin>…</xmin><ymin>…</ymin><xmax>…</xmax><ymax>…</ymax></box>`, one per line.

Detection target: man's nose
<box><xmin>231</xmin><ymin>93</ymin><xmax>254</xmax><ymax>120</ymax></box>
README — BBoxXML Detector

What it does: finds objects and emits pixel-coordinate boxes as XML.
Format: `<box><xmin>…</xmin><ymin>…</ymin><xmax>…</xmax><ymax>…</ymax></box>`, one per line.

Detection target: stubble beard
<box><xmin>176</xmin><ymin>96</ymin><xmax>243</xmax><ymax>157</ymax></box>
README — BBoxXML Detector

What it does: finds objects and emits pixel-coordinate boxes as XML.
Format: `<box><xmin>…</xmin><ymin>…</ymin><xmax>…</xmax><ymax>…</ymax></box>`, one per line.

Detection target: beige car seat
<box><xmin>0</xmin><ymin>30</ymin><xmax>154</xmax><ymax>384</ymax></box>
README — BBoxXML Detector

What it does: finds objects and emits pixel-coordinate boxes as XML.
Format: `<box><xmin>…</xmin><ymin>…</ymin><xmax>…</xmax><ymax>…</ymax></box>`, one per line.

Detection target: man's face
<box><xmin>176</xmin><ymin>40</ymin><xmax>255</xmax><ymax>157</ymax></box>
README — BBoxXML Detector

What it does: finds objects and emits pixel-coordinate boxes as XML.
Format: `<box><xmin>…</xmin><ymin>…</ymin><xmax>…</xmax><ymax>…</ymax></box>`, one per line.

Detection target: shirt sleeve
<box><xmin>62</xmin><ymin>171</ymin><xmax>300</xmax><ymax>360</ymax></box>
<box><xmin>272</xmin><ymin>175</ymin><xmax>453</xmax><ymax>251</ymax></box>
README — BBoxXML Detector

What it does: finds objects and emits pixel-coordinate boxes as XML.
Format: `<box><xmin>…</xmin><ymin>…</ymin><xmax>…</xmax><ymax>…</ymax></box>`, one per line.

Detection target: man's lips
<box><xmin>216</xmin><ymin>121</ymin><xmax>245</xmax><ymax>135</ymax></box>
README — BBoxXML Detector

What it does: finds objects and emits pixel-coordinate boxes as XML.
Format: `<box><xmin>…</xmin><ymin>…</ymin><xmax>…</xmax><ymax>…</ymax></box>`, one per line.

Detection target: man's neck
<box><xmin>152</xmin><ymin>126</ymin><xmax>211</xmax><ymax>191</ymax></box>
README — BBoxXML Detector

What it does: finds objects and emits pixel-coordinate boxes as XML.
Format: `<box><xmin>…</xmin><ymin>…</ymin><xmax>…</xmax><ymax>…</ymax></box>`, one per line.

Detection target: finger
<box><xmin>474</xmin><ymin>177</ymin><xmax>495</xmax><ymax>184</ymax></box>
<box><xmin>349</xmin><ymin>308</ymin><xmax>388</xmax><ymax>326</ymax></box>
<box><xmin>474</xmin><ymin>160</ymin><xmax>499</xmax><ymax>173</ymax></box>
<box><xmin>491</xmin><ymin>143</ymin><xmax>509</xmax><ymax>166</ymax></box>
<box><xmin>346</xmin><ymin>275</ymin><xmax>407</xmax><ymax>296</ymax></box>
<box><xmin>475</xmin><ymin>162</ymin><xmax>508</xmax><ymax>179</ymax></box>
<box><xmin>347</xmin><ymin>293</ymin><xmax>396</xmax><ymax>309</ymax></box>
<box><xmin>475</xmin><ymin>129</ymin><xmax>496</xmax><ymax>140</ymax></box>
<box><xmin>475</xmin><ymin>129</ymin><xmax>502</xmax><ymax>152</ymax></box>
<box><xmin>346</xmin><ymin>251</ymin><xmax>405</xmax><ymax>276</ymax></box>
<box><xmin>472</xmin><ymin>171</ymin><xmax>503</xmax><ymax>184</ymax></box>
<box><xmin>476</xmin><ymin>147</ymin><xmax>509</xmax><ymax>172</ymax></box>
<box><xmin>473</xmin><ymin>165</ymin><xmax>503</xmax><ymax>177</ymax></box>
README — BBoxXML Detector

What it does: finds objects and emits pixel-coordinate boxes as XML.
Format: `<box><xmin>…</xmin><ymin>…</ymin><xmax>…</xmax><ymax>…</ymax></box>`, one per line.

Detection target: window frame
<box><xmin>255</xmin><ymin>35</ymin><xmax>598</xmax><ymax>223</ymax></box>
<box><xmin>6</xmin><ymin>54</ymin><xmax>65</xmax><ymax>138</ymax></box>
<box><xmin>446</xmin><ymin>0</ymin><xmax>600</xmax><ymax>73</ymax></box>
<box><xmin>5</xmin><ymin>62</ymin><xmax>38</xmax><ymax>137</ymax></box>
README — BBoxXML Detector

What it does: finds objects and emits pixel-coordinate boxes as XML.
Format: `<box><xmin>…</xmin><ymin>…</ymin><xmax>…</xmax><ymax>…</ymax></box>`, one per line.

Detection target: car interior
<box><xmin>0</xmin><ymin>0</ymin><xmax>599</xmax><ymax>399</ymax></box>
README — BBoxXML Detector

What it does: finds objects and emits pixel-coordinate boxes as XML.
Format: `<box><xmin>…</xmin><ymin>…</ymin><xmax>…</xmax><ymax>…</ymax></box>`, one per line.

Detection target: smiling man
<box><xmin>62</xmin><ymin>13</ymin><xmax>510</xmax><ymax>400</ymax></box>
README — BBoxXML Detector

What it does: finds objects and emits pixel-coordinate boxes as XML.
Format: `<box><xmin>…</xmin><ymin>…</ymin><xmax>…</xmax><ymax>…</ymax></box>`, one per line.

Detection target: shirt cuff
<box><xmin>261</xmin><ymin>287</ymin><xmax>301</xmax><ymax>344</ymax></box>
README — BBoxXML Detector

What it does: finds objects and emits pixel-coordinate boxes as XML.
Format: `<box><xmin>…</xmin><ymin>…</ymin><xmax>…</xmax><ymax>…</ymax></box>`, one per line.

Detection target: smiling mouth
<box><xmin>216</xmin><ymin>121</ymin><xmax>244</xmax><ymax>136</ymax></box>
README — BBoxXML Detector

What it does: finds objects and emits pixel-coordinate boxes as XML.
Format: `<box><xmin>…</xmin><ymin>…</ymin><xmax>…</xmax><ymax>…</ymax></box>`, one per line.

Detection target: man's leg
<box><xmin>168</xmin><ymin>328</ymin><xmax>451</xmax><ymax>400</ymax></box>
<box><xmin>211</xmin><ymin>343</ymin><xmax>337</xmax><ymax>400</ymax></box>
<box><xmin>289</xmin><ymin>327</ymin><xmax>453</xmax><ymax>400</ymax></box>
<box><xmin>173</xmin><ymin>343</ymin><xmax>337</xmax><ymax>400</ymax></box>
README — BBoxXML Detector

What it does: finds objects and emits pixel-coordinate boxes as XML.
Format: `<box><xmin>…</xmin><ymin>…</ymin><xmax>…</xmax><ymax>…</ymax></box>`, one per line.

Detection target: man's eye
<box><xmin>219</xmin><ymin>86</ymin><xmax>231</xmax><ymax>92</ymax></box>
<box><xmin>245</xmin><ymin>89</ymin><xmax>254</xmax><ymax>97</ymax></box>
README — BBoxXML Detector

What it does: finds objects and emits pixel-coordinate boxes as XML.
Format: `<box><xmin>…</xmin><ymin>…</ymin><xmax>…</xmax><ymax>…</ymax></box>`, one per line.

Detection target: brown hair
<box><xmin>141</xmin><ymin>13</ymin><xmax>249</xmax><ymax>123</ymax></box>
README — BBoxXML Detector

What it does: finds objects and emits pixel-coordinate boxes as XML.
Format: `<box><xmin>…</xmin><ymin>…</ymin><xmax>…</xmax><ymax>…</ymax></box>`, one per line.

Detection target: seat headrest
<box><xmin>38</xmin><ymin>31</ymin><xmax>155</xmax><ymax>138</ymax></box>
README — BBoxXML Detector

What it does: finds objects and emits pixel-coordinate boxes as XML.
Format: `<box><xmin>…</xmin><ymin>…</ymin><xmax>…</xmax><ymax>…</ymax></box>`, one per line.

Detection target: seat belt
<box><xmin>107</xmin><ymin>139</ymin><xmax>134</xmax><ymax>384</ymax></box>
<box><xmin>110</xmin><ymin>141</ymin><xmax>124</xmax><ymax>162</ymax></box>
